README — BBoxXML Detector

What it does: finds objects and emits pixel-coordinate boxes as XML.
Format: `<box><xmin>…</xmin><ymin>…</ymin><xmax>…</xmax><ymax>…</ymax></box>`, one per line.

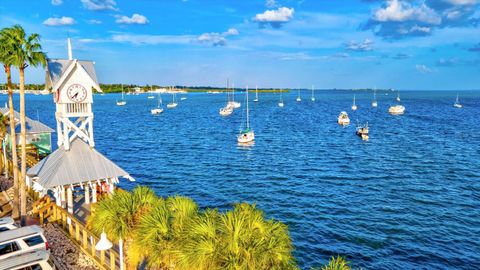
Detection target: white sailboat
<box><xmin>220</xmin><ymin>81</ymin><xmax>233</xmax><ymax>116</ymax></box>
<box><xmin>116</xmin><ymin>84</ymin><xmax>126</xmax><ymax>106</ymax></box>
<box><xmin>372</xmin><ymin>89</ymin><xmax>378</xmax><ymax>107</ymax></box>
<box><xmin>238</xmin><ymin>86</ymin><xmax>254</xmax><ymax>143</ymax></box>
<box><xmin>396</xmin><ymin>91</ymin><xmax>401</xmax><ymax>102</ymax></box>
<box><xmin>167</xmin><ymin>92</ymin><xmax>178</xmax><ymax>108</ymax></box>
<box><xmin>296</xmin><ymin>88</ymin><xmax>301</xmax><ymax>102</ymax></box>
<box><xmin>278</xmin><ymin>90</ymin><xmax>284</xmax><ymax>107</ymax></box>
<box><xmin>254</xmin><ymin>86</ymin><xmax>259</xmax><ymax>102</ymax></box>
<box><xmin>228</xmin><ymin>83</ymin><xmax>241</xmax><ymax>108</ymax></box>
<box><xmin>311</xmin><ymin>85</ymin><xmax>315</xmax><ymax>102</ymax></box>
<box><xmin>147</xmin><ymin>86</ymin><xmax>155</xmax><ymax>99</ymax></box>
<box><xmin>351</xmin><ymin>94</ymin><xmax>357</xmax><ymax>111</ymax></box>
<box><xmin>151</xmin><ymin>93</ymin><xmax>164</xmax><ymax>115</ymax></box>
<box><xmin>454</xmin><ymin>93</ymin><xmax>463</xmax><ymax>108</ymax></box>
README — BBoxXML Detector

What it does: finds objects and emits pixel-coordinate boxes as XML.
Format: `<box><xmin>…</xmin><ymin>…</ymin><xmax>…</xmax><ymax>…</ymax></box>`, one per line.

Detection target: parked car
<box><xmin>0</xmin><ymin>249</ymin><xmax>55</xmax><ymax>270</ymax></box>
<box><xmin>0</xmin><ymin>217</ymin><xmax>18</xmax><ymax>232</ymax></box>
<box><xmin>0</xmin><ymin>225</ymin><xmax>49</xmax><ymax>261</ymax></box>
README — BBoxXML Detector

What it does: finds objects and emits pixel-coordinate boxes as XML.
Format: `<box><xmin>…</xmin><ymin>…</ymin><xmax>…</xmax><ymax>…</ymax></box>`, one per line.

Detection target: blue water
<box><xmin>4</xmin><ymin>90</ymin><xmax>480</xmax><ymax>269</ymax></box>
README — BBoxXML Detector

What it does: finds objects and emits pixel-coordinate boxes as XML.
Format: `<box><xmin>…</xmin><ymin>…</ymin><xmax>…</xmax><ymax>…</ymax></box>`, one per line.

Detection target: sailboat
<box><xmin>228</xmin><ymin>83</ymin><xmax>241</xmax><ymax>108</ymax></box>
<box><xmin>147</xmin><ymin>86</ymin><xmax>155</xmax><ymax>99</ymax></box>
<box><xmin>311</xmin><ymin>85</ymin><xmax>315</xmax><ymax>101</ymax></box>
<box><xmin>151</xmin><ymin>93</ymin><xmax>164</xmax><ymax>115</ymax></box>
<box><xmin>220</xmin><ymin>81</ymin><xmax>233</xmax><ymax>116</ymax></box>
<box><xmin>296</xmin><ymin>88</ymin><xmax>301</xmax><ymax>102</ymax></box>
<box><xmin>278</xmin><ymin>90</ymin><xmax>284</xmax><ymax>107</ymax></box>
<box><xmin>454</xmin><ymin>93</ymin><xmax>463</xmax><ymax>108</ymax></box>
<box><xmin>372</xmin><ymin>89</ymin><xmax>378</xmax><ymax>107</ymax></box>
<box><xmin>254</xmin><ymin>86</ymin><xmax>259</xmax><ymax>102</ymax></box>
<box><xmin>396</xmin><ymin>91</ymin><xmax>401</xmax><ymax>102</ymax></box>
<box><xmin>167</xmin><ymin>92</ymin><xmax>178</xmax><ymax>108</ymax></box>
<box><xmin>351</xmin><ymin>95</ymin><xmax>357</xmax><ymax>111</ymax></box>
<box><xmin>116</xmin><ymin>85</ymin><xmax>126</xmax><ymax>106</ymax></box>
<box><xmin>238</xmin><ymin>86</ymin><xmax>254</xmax><ymax>144</ymax></box>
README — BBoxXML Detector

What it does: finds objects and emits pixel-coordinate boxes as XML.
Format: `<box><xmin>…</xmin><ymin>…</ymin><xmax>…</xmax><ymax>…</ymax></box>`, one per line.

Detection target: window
<box><xmin>19</xmin><ymin>265</ymin><xmax>42</xmax><ymax>270</ymax></box>
<box><xmin>0</xmin><ymin>227</ymin><xmax>10</xmax><ymax>232</ymax></box>
<box><xmin>0</xmin><ymin>242</ymin><xmax>19</xmax><ymax>255</ymax></box>
<box><xmin>24</xmin><ymin>235</ymin><xmax>44</xmax><ymax>247</ymax></box>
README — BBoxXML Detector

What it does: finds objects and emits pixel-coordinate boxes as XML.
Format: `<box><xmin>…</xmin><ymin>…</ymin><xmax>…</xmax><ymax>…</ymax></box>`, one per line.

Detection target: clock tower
<box><xmin>45</xmin><ymin>38</ymin><xmax>102</xmax><ymax>151</ymax></box>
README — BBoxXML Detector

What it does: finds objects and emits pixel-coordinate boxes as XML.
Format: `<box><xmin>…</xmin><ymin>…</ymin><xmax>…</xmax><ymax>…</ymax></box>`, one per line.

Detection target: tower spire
<box><xmin>67</xmin><ymin>38</ymin><xmax>73</xmax><ymax>60</ymax></box>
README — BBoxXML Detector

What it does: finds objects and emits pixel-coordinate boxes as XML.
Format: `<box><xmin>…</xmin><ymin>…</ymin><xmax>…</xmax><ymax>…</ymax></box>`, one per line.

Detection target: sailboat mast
<box><xmin>121</xmin><ymin>84</ymin><xmax>124</xmax><ymax>99</ymax></box>
<box><xmin>311</xmin><ymin>85</ymin><xmax>314</xmax><ymax>98</ymax></box>
<box><xmin>246</xmin><ymin>86</ymin><xmax>249</xmax><ymax>129</ymax></box>
<box><xmin>256</xmin><ymin>85</ymin><xmax>258</xmax><ymax>99</ymax></box>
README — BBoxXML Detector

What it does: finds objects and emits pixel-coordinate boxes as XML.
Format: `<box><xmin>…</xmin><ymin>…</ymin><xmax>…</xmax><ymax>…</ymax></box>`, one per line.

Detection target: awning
<box><xmin>27</xmin><ymin>138</ymin><xmax>131</xmax><ymax>189</ymax></box>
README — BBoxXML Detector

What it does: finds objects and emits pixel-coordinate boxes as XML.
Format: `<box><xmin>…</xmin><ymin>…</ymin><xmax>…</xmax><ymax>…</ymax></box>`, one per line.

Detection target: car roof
<box><xmin>0</xmin><ymin>225</ymin><xmax>43</xmax><ymax>244</ymax></box>
<box><xmin>0</xmin><ymin>250</ymin><xmax>49</xmax><ymax>270</ymax></box>
<box><xmin>0</xmin><ymin>217</ymin><xmax>15</xmax><ymax>227</ymax></box>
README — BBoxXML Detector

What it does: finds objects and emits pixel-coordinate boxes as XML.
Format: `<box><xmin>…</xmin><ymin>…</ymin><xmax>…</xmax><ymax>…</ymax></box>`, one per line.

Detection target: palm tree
<box><xmin>5</xmin><ymin>25</ymin><xmax>46</xmax><ymax>225</ymax></box>
<box><xmin>133</xmin><ymin>195</ymin><xmax>199</xmax><ymax>269</ymax></box>
<box><xmin>88</xmin><ymin>186</ymin><xmax>157</xmax><ymax>270</ymax></box>
<box><xmin>0</xmin><ymin>27</ymin><xmax>20</xmax><ymax>219</ymax></box>
<box><xmin>312</xmin><ymin>256</ymin><xmax>351</xmax><ymax>270</ymax></box>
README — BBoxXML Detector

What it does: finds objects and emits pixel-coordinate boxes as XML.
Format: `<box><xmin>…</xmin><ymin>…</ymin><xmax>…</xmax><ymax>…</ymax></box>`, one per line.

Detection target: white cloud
<box><xmin>115</xmin><ymin>14</ymin><xmax>149</xmax><ymax>25</ymax></box>
<box><xmin>43</xmin><ymin>16</ymin><xmax>75</xmax><ymax>26</ymax></box>
<box><xmin>416</xmin><ymin>64</ymin><xmax>433</xmax><ymax>73</ymax></box>
<box><xmin>254</xmin><ymin>7</ymin><xmax>295</xmax><ymax>27</ymax></box>
<box><xmin>111</xmin><ymin>33</ymin><xmax>194</xmax><ymax>45</ymax></box>
<box><xmin>374</xmin><ymin>0</ymin><xmax>441</xmax><ymax>25</ymax></box>
<box><xmin>345</xmin><ymin>39</ymin><xmax>374</xmax><ymax>51</ymax></box>
<box><xmin>51</xmin><ymin>0</ymin><xmax>63</xmax><ymax>5</ymax></box>
<box><xmin>197</xmin><ymin>28</ymin><xmax>239</xmax><ymax>46</ymax></box>
<box><xmin>266</xmin><ymin>0</ymin><xmax>278</xmax><ymax>8</ymax></box>
<box><xmin>81</xmin><ymin>0</ymin><xmax>117</xmax><ymax>11</ymax></box>
<box><xmin>442</xmin><ymin>0</ymin><xmax>480</xmax><ymax>5</ymax></box>
<box><xmin>87</xmin><ymin>19</ymin><xmax>102</xmax><ymax>24</ymax></box>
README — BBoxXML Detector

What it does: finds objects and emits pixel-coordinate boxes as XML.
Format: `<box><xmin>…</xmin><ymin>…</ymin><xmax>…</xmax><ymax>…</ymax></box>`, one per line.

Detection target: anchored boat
<box><xmin>356</xmin><ymin>122</ymin><xmax>369</xmax><ymax>141</ymax></box>
<box><xmin>238</xmin><ymin>86</ymin><xmax>254</xmax><ymax>144</ymax></box>
<box><xmin>337</xmin><ymin>111</ymin><xmax>350</xmax><ymax>126</ymax></box>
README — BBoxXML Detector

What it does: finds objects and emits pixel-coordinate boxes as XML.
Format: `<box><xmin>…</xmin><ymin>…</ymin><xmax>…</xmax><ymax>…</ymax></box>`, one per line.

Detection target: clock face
<box><xmin>66</xmin><ymin>84</ymin><xmax>88</xmax><ymax>103</ymax></box>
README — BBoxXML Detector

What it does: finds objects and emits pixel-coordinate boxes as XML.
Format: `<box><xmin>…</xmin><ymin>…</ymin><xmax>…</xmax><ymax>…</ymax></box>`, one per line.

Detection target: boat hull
<box><xmin>238</xmin><ymin>131</ymin><xmax>255</xmax><ymax>143</ymax></box>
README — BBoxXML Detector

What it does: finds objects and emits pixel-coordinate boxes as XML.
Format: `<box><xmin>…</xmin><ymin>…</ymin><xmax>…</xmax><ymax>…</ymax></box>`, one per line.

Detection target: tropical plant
<box><xmin>4</xmin><ymin>25</ymin><xmax>46</xmax><ymax>225</ymax></box>
<box><xmin>312</xmin><ymin>256</ymin><xmax>351</xmax><ymax>270</ymax></box>
<box><xmin>0</xmin><ymin>27</ymin><xmax>20</xmax><ymax>219</ymax></box>
<box><xmin>87</xmin><ymin>186</ymin><xmax>157</xmax><ymax>269</ymax></box>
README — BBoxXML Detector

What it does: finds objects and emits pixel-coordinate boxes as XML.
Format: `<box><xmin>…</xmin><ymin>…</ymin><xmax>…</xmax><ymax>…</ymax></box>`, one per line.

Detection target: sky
<box><xmin>0</xmin><ymin>0</ymin><xmax>479</xmax><ymax>90</ymax></box>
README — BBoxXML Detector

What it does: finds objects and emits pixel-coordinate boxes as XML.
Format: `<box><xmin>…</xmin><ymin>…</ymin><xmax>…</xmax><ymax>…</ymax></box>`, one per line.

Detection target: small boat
<box><xmin>167</xmin><ymin>93</ymin><xmax>178</xmax><ymax>108</ymax></box>
<box><xmin>278</xmin><ymin>91</ymin><xmax>284</xmax><ymax>107</ymax></box>
<box><xmin>147</xmin><ymin>95</ymin><xmax>154</xmax><ymax>99</ymax></box>
<box><xmin>396</xmin><ymin>91</ymin><xmax>401</xmax><ymax>102</ymax></box>
<box><xmin>453</xmin><ymin>93</ymin><xmax>462</xmax><ymax>108</ymax></box>
<box><xmin>254</xmin><ymin>86</ymin><xmax>259</xmax><ymax>102</ymax></box>
<box><xmin>311</xmin><ymin>85</ymin><xmax>315</xmax><ymax>102</ymax></box>
<box><xmin>229</xmin><ymin>84</ymin><xmax>241</xmax><ymax>108</ymax></box>
<box><xmin>356</xmin><ymin>122</ymin><xmax>369</xmax><ymax>141</ymax></box>
<box><xmin>116</xmin><ymin>85</ymin><xmax>127</xmax><ymax>106</ymax></box>
<box><xmin>351</xmin><ymin>95</ymin><xmax>357</xmax><ymax>111</ymax></box>
<box><xmin>151</xmin><ymin>93</ymin><xmax>164</xmax><ymax>115</ymax></box>
<box><xmin>296</xmin><ymin>88</ymin><xmax>301</xmax><ymax>102</ymax></box>
<box><xmin>219</xmin><ymin>106</ymin><xmax>233</xmax><ymax>116</ymax></box>
<box><xmin>238</xmin><ymin>86</ymin><xmax>254</xmax><ymax>144</ymax></box>
<box><xmin>388</xmin><ymin>105</ymin><xmax>405</xmax><ymax>115</ymax></box>
<box><xmin>372</xmin><ymin>89</ymin><xmax>378</xmax><ymax>107</ymax></box>
<box><xmin>337</xmin><ymin>111</ymin><xmax>350</xmax><ymax>125</ymax></box>
<box><xmin>181</xmin><ymin>97</ymin><xmax>187</xmax><ymax>101</ymax></box>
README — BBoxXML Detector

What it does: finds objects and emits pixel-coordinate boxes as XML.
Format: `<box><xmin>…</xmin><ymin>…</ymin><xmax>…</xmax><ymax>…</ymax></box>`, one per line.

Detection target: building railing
<box><xmin>56</xmin><ymin>103</ymin><xmax>92</xmax><ymax>116</ymax></box>
<box><xmin>35</xmin><ymin>202</ymin><xmax>121</xmax><ymax>270</ymax></box>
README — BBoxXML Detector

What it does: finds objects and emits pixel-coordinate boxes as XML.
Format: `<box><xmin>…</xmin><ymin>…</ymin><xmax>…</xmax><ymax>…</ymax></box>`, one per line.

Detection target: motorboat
<box><xmin>356</xmin><ymin>122</ymin><xmax>369</xmax><ymax>141</ymax></box>
<box><xmin>337</xmin><ymin>111</ymin><xmax>350</xmax><ymax>125</ymax></box>
<box><xmin>388</xmin><ymin>105</ymin><xmax>405</xmax><ymax>115</ymax></box>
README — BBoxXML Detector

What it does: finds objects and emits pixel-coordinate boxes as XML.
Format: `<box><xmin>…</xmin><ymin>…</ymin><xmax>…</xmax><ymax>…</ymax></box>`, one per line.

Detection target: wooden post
<box><xmin>83</xmin><ymin>230</ymin><xmax>88</xmax><ymax>249</ymax></box>
<box><xmin>110</xmin><ymin>252</ymin><xmax>116</xmax><ymax>270</ymax></box>
<box><xmin>100</xmin><ymin>250</ymin><xmax>105</xmax><ymax>265</ymax></box>
<box><xmin>92</xmin><ymin>183</ymin><xmax>97</xmax><ymax>203</ymax></box>
<box><xmin>61</xmin><ymin>186</ymin><xmax>66</xmax><ymax>208</ymax></box>
<box><xmin>75</xmin><ymin>223</ymin><xmax>80</xmax><ymax>241</ymax></box>
<box><xmin>67</xmin><ymin>187</ymin><xmax>73</xmax><ymax>214</ymax></box>
<box><xmin>85</xmin><ymin>184</ymin><xmax>90</xmax><ymax>204</ymax></box>
<box><xmin>91</xmin><ymin>237</ymin><xmax>96</xmax><ymax>256</ymax></box>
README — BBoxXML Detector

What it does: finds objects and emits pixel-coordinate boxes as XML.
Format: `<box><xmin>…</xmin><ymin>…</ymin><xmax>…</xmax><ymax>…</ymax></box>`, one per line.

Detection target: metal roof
<box><xmin>0</xmin><ymin>225</ymin><xmax>43</xmax><ymax>244</ymax></box>
<box><xmin>0</xmin><ymin>107</ymin><xmax>54</xmax><ymax>134</ymax></box>
<box><xmin>27</xmin><ymin>139</ymin><xmax>129</xmax><ymax>189</ymax></box>
<box><xmin>0</xmin><ymin>250</ymin><xmax>49</xmax><ymax>269</ymax></box>
<box><xmin>46</xmin><ymin>59</ymin><xmax>99</xmax><ymax>87</ymax></box>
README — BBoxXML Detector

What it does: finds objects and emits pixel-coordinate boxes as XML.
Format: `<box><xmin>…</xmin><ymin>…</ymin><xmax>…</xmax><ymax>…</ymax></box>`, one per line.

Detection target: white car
<box><xmin>0</xmin><ymin>225</ymin><xmax>49</xmax><ymax>261</ymax></box>
<box><xmin>0</xmin><ymin>249</ymin><xmax>55</xmax><ymax>269</ymax></box>
<box><xmin>0</xmin><ymin>217</ymin><xmax>18</xmax><ymax>232</ymax></box>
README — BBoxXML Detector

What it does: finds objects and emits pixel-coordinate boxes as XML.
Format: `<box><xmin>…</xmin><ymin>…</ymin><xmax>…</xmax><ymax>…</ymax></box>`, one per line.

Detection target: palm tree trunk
<box><xmin>5</xmin><ymin>65</ymin><xmax>20</xmax><ymax>219</ymax></box>
<box><xmin>19</xmin><ymin>67</ymin><xmax>27</xmax><ymax>226</ymax></box>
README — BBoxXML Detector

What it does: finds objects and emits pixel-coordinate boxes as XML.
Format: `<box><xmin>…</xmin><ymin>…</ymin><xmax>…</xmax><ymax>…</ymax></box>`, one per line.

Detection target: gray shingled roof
<box><xmin>27</xmin><ymin>139</ymin><xmax>128</xmax><ymax>189</ymax></box>
<box><xmin>46</xmin><ymin>59</ymin><xmax>99</xmax><ymax>88</ymax></box>
<box><xmin>0</xmin><ymin>107</ymin><xmax>54</xmax><ymax>134</ymax></box>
